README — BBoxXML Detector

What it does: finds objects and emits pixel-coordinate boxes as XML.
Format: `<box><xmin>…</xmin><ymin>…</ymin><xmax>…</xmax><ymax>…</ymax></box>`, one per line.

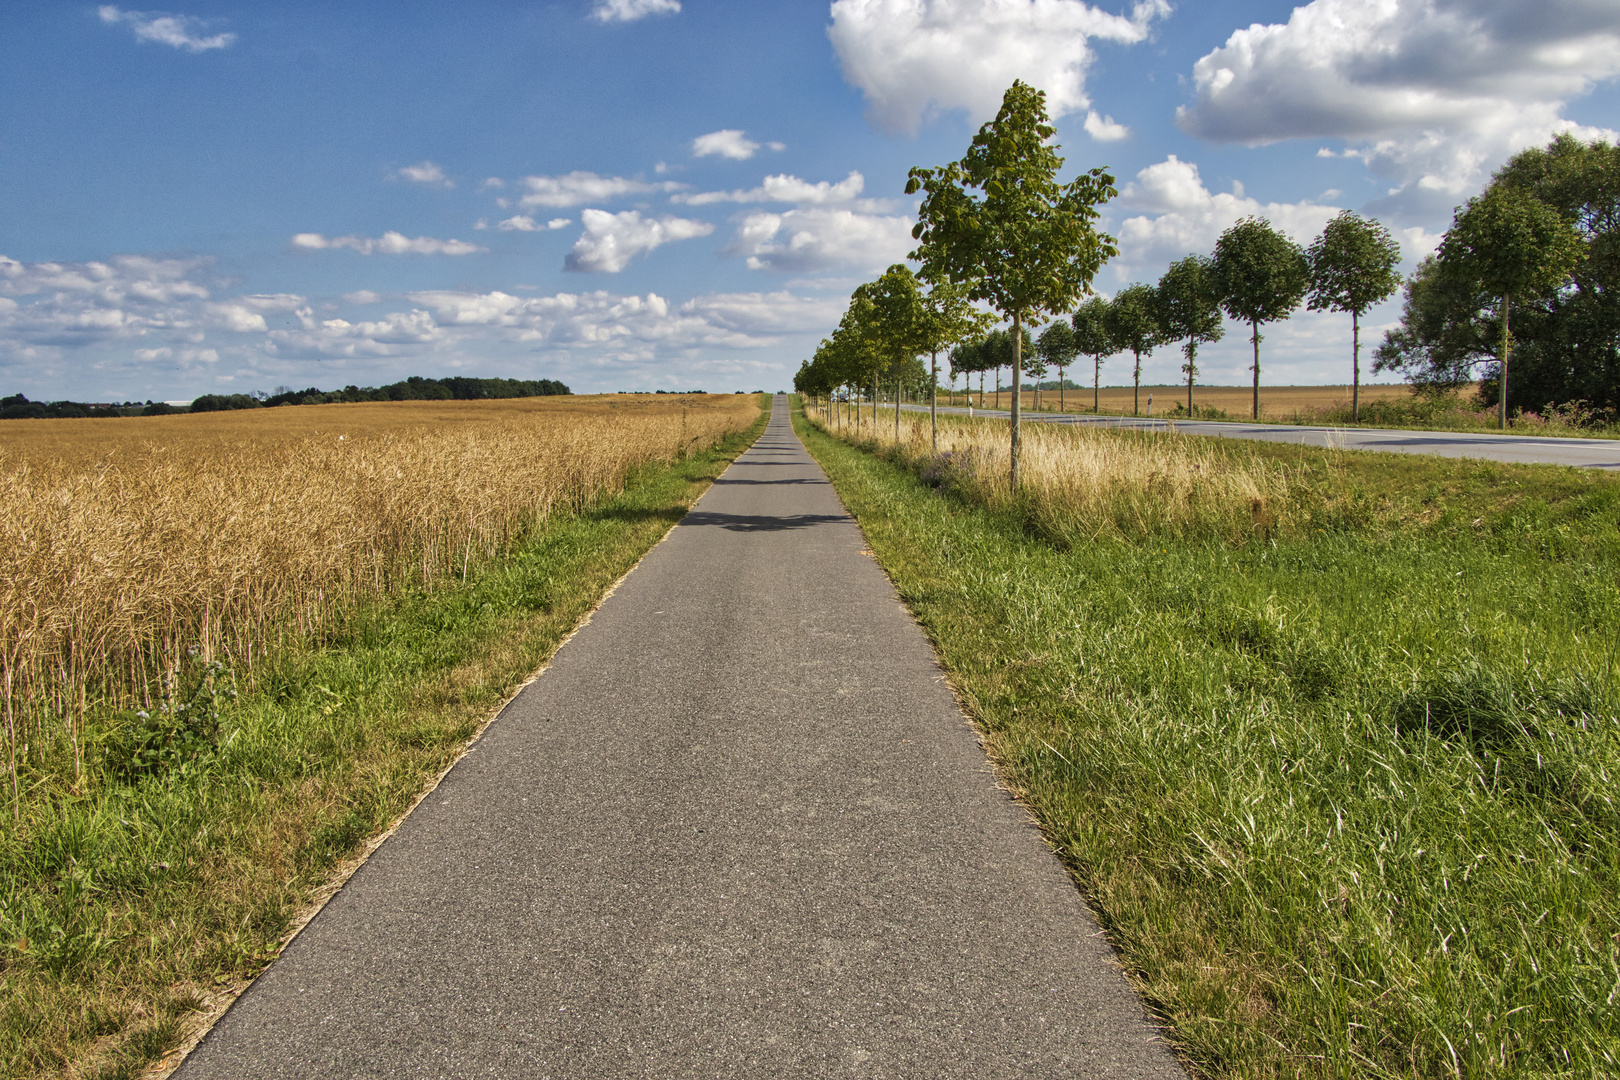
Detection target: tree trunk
<box><xmin>1094</xmin><ymin>356</ymin><xmax>1100</xmax><ymax>413</ymax></box>
<box><xmin>979</xmin><ymin>370</ymin><xmax>984</xmax><ymax>409</ymax></box>
<box><xmin>1499</xmin><ymin>293</ymin><xmax>1511</xmax><ymax>430</ymax></box>
<box><xmin>1187</xmin><ymin>344</ymin><xmax>1196</xmax><ymax>414</ymax></box>
<box><xmin>1059</xmin><ymin>365</ymin><xmax>1066</xmax><ymax>413</ymax></box>
<box><xmin>894</xmin><ymin>373</ymin><xmax>901</xmax><ymax>442</ymax></box>
<box><xmin>1011</xmin><ymin>312</ymin><xmax>1023</xmax><ymax>489</ymax></box>
<box><xmin>1133</xmin><ymin>351</ymin><xmax>1141</xmax><ymax>416</ymax></box>
<box><xmin>1351</xmin><ymin>309</ymin><xmax>1361</xmax><ymax>424</ymax></box>
<box><xmin>1251</xmin><ymin>319</ymin><xmax>1261</xmax><ymax>421</ymax></box>
<box><xmin>930</xmin><ymin>350</ymin><xmax>938</xmax><ymax>453</ymax></box>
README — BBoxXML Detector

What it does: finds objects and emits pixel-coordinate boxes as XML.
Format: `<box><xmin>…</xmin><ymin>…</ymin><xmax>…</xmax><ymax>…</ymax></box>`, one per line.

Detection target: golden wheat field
<box><xmin>807</xmin><ymin>401</ymin><xmax>1291</xmax><ymax>542</ymax></box>
<box><xmin>0</xmin><ymin>394</ymin><xmax>759</xmax><ymax>781</ymax></box>
<box><xmin>937</xmin><ymin>382</ymin><xmax>1418</xmax><ymax>417</ymax></box>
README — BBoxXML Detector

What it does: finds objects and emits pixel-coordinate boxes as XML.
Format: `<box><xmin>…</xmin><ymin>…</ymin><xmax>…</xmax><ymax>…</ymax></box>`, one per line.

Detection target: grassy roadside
<box><xmin>0</xmin><ymin>400</ymin><xmax>768</xmax><ymax>1080</ymax></box>
<box><xmin>794</xmin><ymin>400</ymin><xmax>1620</xmax><ymax>1078</ymax></box>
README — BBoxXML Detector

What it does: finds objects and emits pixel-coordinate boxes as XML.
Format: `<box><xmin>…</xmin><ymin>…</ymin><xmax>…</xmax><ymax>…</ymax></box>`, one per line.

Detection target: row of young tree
<box><xmin>793</xmin><ymin>81</ymin><xmax>1404</xmax><ymax>485</ymax></box>
<box><xmin>795</xmin><ymin>84</ymin><xmax>1614</xmax><ymax>486</ymax></box>
<box><xmin>943</xmin><ymin>204</ymin><xmax>1402</xmax><ymax>424</ymax></box>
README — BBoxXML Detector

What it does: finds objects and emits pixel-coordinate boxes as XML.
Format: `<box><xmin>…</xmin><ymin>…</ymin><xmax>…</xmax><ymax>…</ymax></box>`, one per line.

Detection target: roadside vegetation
<box><xmin>0</xmin><ymin>394</ymin><xmax>765</xmax><ymax>1079</ymax></box>
<box><xmin>800</xmin><ymin>399</ymin><xmax>1620</xmax><ymax>1077</ymax></box>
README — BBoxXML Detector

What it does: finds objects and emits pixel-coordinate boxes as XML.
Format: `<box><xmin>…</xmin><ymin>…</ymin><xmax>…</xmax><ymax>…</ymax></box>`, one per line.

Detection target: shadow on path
<box><xmin>679</xmin><ymin>510</ymin><xmax>848</xmax><ymax>532</ymax></box>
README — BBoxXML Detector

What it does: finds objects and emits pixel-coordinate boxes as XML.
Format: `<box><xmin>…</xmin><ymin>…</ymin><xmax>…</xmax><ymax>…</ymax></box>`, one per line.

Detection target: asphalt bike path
<box><xmin>174</xmin><ymin>396</ymin><xmax>1184</xmax><ymax>1079</ymax></box>
<box><xmin>903</xmin><ymin>402</ymin><xmax>1620</xmax><ymax>469</ymax></box>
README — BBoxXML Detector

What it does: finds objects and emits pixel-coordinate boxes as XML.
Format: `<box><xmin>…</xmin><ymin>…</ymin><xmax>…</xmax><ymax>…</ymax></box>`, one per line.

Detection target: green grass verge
<box><xmin>0</xmin><ymin>400</ymin><xmax>768</xmax><ymax>1080</ymax></box>
<box><xmin>794</xmin><ymin>402</ymin><xmax>1620</xmax><ymax>1078</ymax></box>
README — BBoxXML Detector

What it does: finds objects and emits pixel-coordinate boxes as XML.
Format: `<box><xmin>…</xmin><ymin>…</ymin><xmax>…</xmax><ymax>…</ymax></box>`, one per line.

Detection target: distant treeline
<box><xmin>0</xmin><ymin>375</ymin><xmax>571</xmax><ymax>420</ymax></box>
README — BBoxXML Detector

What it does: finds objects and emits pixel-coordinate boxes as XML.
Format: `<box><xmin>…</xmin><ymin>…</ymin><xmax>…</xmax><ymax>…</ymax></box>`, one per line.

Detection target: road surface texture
<box><xmin>904</xmin><ymin>402</ymin><xmax>1620</xmax><ymax>469</ymax></box>
<box><xmin>174</xmin><ymin>397</ymin><xmax>1184</xmax><ymax>1080</ymax></box>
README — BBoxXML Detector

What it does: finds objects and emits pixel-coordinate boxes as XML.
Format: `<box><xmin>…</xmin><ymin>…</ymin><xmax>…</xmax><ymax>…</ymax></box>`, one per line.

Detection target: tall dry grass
<box><xmin>1</xmin><ymin>394</ymin><xmax>758</xmax><ymax>796</ymax></box>
<box><xmin>806</xmin><ymin>402</ymin><xmax>1292</xmax><ymax>544</ymax></box>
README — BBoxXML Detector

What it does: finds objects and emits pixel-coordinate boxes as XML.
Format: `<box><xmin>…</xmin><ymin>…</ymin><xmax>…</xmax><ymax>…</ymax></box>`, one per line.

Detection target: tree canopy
<box><xmin>906</xmin><ymin>79</ymin><xmax>1117</xmax><ymax>484</ymax></box>
<box><xmin>1212</xmin><ymin>217</ymin><xmax>1308</xmax><ymax>419</ymax></box>
<box><xmin>1376</xmin><ymin>135</ymin><xmax>1608</xmax><ymax>419</ymax></box>
<box><xmin>1155</xmin><ymin>254</ymin><xmax>1224</xmax><ymax>412</ymax></box>
<box><xmin>1306</xmin><ymin>211</ymin><xmax>1402</xmax><ymax>421</ymax></box>
<box><xmin>1105</xmin><ymin>283</ymin><xmax>1162</xmax><ymax>416</ymax></box>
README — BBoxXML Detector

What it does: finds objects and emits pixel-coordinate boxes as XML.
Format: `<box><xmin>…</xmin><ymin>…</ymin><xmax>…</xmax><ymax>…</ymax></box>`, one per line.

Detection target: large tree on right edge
<box><xmin>1438</xmin><ymin>184</ymin><xmax>1584</xmax><ymax>429</ymax></box>
<box><xmin>906</xmin><ymin>80</ymin><xmax>1117</xmax><ymax>488</ymax></box>
<box><xmin>1213</xmin><ymin>217</ymin><xmax>1309</xmax><ymax>420</ymax></box>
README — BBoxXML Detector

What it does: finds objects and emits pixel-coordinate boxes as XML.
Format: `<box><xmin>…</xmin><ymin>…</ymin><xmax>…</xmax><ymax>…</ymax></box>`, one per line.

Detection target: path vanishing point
<box><xmin>172</xmin><ymin>397</ymin><xmax>1185</xmax><ymax>1079</ymax></box>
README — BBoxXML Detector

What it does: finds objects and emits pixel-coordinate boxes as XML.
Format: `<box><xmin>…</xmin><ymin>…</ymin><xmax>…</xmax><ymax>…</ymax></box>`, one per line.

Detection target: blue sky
<box><xmin>3</xmin><ymin>0</ymin><xmax>1617</xmax><ymax>401</ymax></box>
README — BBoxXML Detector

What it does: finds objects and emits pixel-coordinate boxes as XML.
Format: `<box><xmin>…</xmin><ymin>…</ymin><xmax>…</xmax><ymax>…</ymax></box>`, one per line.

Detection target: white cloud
<box><xmin>827</xmin><ymin>0</ymin><xmax>1168</xmax><ymax>135</ymax></box>
<box><xmin>497</xmin><ymin>215</ymin><xmax>573</xmax><ymax>232</ymax></box>
<box><xmin>514</xmin><ymin>171</ymin><xmax>684</xmax><ymax>209</ymax></box>
<box><xmin>564</xmin><ymin>210</ymin><xmax>714</xmax><ymax>272</ymax></box>
<box><xmin>1110</xmin><ymin>155</ymin><xmax>1343</xmax><ymax>282</ymax></box>
<box><xmin>406</xmin><ymin>287</ymin><xmax>842</xmax><ymax>354</ymax></box>
<box><xmin>591</xmin><ymin>0</ymin><xmax>681</xmax><ymax>23</ymax></box>
<box><xmin>98</xmin><ymin>5</ymin><xmax>236</xmax><ymax>51</ymax></box>
<box><xmin>1177</xmin><ymin>0</ymin><xmax>1620</xmax><ymax>213</ymax></box>
<box><xmin>1083</xmin><ymin>110</ymin><xmax>1129</xmax><ymax>141</ymax></box>
<box><xmin>343</xmin><ymin>290</ymin><xmax>383</xmax><ymax>305</ymax></box>
<box><xmin>724</xmin><ymin>207</ymin><xmax>915</xmax><ymax>273</ymax></box>
<box><xmin>267</xmin><ymin>308</ymin><xmax>444</xmax><ymax>360</ymax></box>
<box><xmin>393</xmin><ymin>161</ymin><xmax>454</xmax><ymax>188</ymax></box>
<box><xmin>291</xmin><ymin>232</ymin><xmax>486</xmax><ymax>255</ymax></box>
<box><xmin>674</xmin><ymin>171</ymin><xmax>869</xmax><ymax>207</ymax></box>
<box><xmin>691</xmin><ymin>129</ymin><xmax>784</xmax><ymax>160</ymax></box>
<box><xmin>0</xmin><ymin>254</ymin><xmax>307</xmax><ymax>354</ymax></box>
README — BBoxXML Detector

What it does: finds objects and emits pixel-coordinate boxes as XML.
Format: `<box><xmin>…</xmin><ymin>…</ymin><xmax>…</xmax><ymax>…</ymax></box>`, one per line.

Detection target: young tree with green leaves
<box><xmin>1105</xmin><ymin>283</ymin><xmax>1162</xmax><ymax>416</ymax></box>
<box><xmin>1023</xmin><ymin>340</ymin><xmax>1048</xmax><ymax>412</ymax></box>
<box><xmin>1036</xmin><ymin>319</ymin><xmax>1079</xmax><ymax>413</ymax></box>
<box><xmin>918</xmin><ymin>277</ymin><xmax>995</xmax><ymax>449</ymax></box>
<box><xmin>1213</xmin><ymin>217</ymin><xmax>1309</xmax><ymax>420</ymax></box>
<box><xmin>906</xmin><ymin>79</ymin><xmax>1117</xmax><ymax>488</ymax></box>
<box><xmin>853</xmin><ymin>264</ymin><xmax>931</xmax><ymax>441</ymax></box>
<box><xmin>1155</xmin><ymin>254</ymin><xmax>1225</xmax><ymax>416</ymax></box>
<box><xmin>1438</xmin><ymin>185</ymin><xmax>1585</xmax><ymax>428</ymax></box>
<box><xmin>1071</xmin><ymin>295</ymin><xmax>1117</xmax><ymax>413</ymax></box>
<box><xmin>1306</xmin><ymin>211</ymin><xmax>1403</xmax><ymax>421</ymax></box>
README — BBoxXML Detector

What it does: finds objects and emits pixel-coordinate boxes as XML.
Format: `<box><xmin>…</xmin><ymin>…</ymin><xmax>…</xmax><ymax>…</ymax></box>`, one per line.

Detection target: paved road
<box><xmin>902</xmin><ymin>402</ymin><xmax>1620</xmax><ymax>469</ymax></box>
<box><xmin>174</xmin><ymin>397</ymin><xmax>1183</xmax><ymax>1079</ymax></box>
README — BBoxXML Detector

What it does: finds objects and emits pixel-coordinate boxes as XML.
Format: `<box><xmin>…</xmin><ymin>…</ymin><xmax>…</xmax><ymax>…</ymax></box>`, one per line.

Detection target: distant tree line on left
<box><xmin>0</xmin><ymin>375</ymin><xmax>571</xmax><ymax>420</ymax></box>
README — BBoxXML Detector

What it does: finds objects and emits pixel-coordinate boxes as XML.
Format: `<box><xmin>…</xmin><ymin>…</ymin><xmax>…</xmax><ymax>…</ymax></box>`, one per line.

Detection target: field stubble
<box><xmin>1</xmin><ymin>395</ymin><xmax>756</xmax><ymax>796</ymax></box>
<box><xmin>1</xmin><ymin>393</ymin><xmax>765</xmax><ymax>1078</ymax></box>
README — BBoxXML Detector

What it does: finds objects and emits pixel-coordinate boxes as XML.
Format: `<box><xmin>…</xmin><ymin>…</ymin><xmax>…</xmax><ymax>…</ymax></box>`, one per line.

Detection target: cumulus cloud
<box><xmin>393</xmin><ymin>161</ymin><xmax>453</xmax><ymax>188</ymax></box>
<box><xmin>564</xmin><ymin>210</ymin><xmax>714</xmax><ymax>272</ymax></box>
<box><xmin>497</xmin><ymin>215</ymin><xmax>572</xmax><ymax>232</ymax></box>
<box><xmin>827</xmin><ymin>0</ymin><xmax>1168</xmax><ymax>135</ymax></box>
<box><xmin>1109</xmin><ymin>155</ymin><xmax>1343</xmax><ymax>281</ymax></box>
<box><xmin>691</xmin><ymin>129</ymin><xmax>785</xmax><ymax>160</ymax></box>
<box><xmin>0</xmin><ymin>248</ymin><xmax>848</xmax><ymax>396</ymax></box>
<box><xmin>407</xmin><ymin>287</ymin><xmax>842</xmax><ymax>353</ymax></box>
<box><xmin>723</xmin><ymin>208</ymin><xmax>915</xmax><ymax>273</ymax></box>
<box><xmin>0</xmin><ymin>253</ymin><xmax>308</xmax><ymax>355</ymax></box>
<box><xmin>266</xmin><ymin>307</ymin><xmax>444</xmax><ymax>359</ymax></box>
<box><xmin>98</xmin><ymin>5</ymin><xmax>235</xmax><ymax>52</ymax></box>
<box><xmin>591</xmin><ymin>0</ymin><xmax>681</xmax><ymax>23</ymax></box>
<box><xmin>1083</xmin><ymin>110</ymin><xmax>1129</xmax><ymax>141</ymax></box>
<box><xmin>1177</xmin><ymin>0</ymin><xmax>1620</xmax><ymax>213</ymax></box>
<box><xmin>291</xmin><ymin>232</ymin><xmax>486</xmax><ymax>255</ymax></box>
<box><xmin>674</xmin><ymin>171</ymin><xmax>868</xmax><ymax>207</ymax></box>
<box><xmin>513</xmin><ymin>171</ymin><xmax>684</xmax><ymax>209</ymax></box>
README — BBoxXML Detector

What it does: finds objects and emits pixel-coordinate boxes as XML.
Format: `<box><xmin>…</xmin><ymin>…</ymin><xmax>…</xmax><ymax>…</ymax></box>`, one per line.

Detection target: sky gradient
<box><xmin>3</xmin><ymin>0</ymin><xmax>1617</xmax><ymax>400</ymax></box>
